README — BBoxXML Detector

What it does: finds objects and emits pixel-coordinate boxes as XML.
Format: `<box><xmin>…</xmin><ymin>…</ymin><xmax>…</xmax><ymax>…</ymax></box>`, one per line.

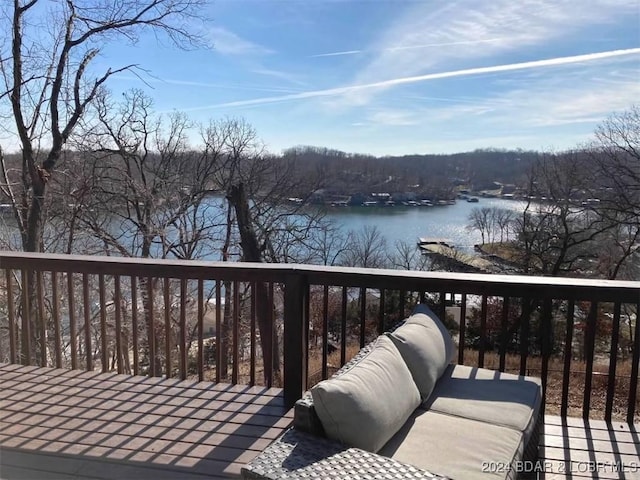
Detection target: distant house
<box><xmin>501</xmin><ymin>184</ymin><xmax>517</xmax><ymax>195</ymax></box>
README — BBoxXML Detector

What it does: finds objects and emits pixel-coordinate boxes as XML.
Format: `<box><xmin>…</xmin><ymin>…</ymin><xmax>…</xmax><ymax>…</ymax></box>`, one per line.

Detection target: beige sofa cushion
<box><xmin>424</xmin><ymin>364</ymin><xmax>542</xmax><ymax>440</ymax></box>
<box><xmin>311</xmin><ymin>335</ymin><xmax>421</xmax><ymax>453</ymax></box>
<box><xmin>379</xmin><ymin>409</ymin><xmax>524</xmax><ymax>480</ymax></box>
<box><xmin>385</xmin><ymin>304</ymin><xmax>454</xmax><ymax>401</ymax></box>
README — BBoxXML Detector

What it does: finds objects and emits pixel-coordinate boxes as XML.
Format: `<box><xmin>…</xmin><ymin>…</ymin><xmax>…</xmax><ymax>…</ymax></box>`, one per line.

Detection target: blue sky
<box><xmin>60</xmin><ymin>1</ymin><xmax>640</xmax><ymax>155</ymax></box>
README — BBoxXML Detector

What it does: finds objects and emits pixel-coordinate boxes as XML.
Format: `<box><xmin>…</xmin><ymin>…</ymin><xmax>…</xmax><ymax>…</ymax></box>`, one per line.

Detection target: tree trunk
<box><xmin>19</xmin><ymin>177</ymin><xmax>47</xmax><ymax>365</ymax></box>
<box><xmin>227</xmin><ymin>183</ymin><xmax>281</xmax><ymax>383</ymax></box>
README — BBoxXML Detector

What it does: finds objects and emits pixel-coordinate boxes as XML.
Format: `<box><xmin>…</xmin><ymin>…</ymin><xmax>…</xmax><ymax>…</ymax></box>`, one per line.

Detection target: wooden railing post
<box><xmin>283</xmin><ymin>272</ymin><xmax>308</xmax><ymax>409</ymax></box>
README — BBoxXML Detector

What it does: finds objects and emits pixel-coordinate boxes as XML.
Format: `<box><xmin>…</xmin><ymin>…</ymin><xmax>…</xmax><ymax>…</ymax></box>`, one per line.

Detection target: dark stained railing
<box><xmin>0</xmin><ymin>251</ymin><xmax>638</xmax><ymax>422</ymax></box>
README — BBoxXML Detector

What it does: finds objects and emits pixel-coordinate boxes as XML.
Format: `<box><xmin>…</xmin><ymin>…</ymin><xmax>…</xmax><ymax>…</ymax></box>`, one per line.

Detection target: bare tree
<box><xmin>1</xmin><ymin>0</ymin><xmax>206</xmax><ymax>365</ymax></box>
<box><xmin>341</xmin><ymin>225</ymin><xmax>388</xmax><ymax>268</ymax></box>
<box><xmin>305</xmin><ymin>222</ymin><xmax>351</xmax><ymax>266</ymax></box>
<box><xmin>587</xmin><ymin>105</ymin><xmax>640</xmax><ymax>279</ymax></box>
<box><xmin>76</xmin><ymin>90</ymin><xmax>223</xmax><ymax>259</ymax></box>
<box><xmin>467</xmin><ymin>207</ymin><xmax>494</xmax><ymax>245</ymax></box>
<box><xmin>513</xmin><ymin>151</ymin><xmax>615</xmax><ymax>276</ymax></box>
<box><xmin>494</xmin><ymin>208</ymin><xmax>515</xmax><ymax>243</ymax></box>
<box><xmin>72</xmin><ymin>90</ymin><xmax>224</xmax><ymax>375</ymax></box>
<box><xmin>1</xmin><ymin>0</ymin><xmax>206</xmax><ymax>253</ymax></box>
<box><xmin>389</xmin><ymin>239</ymin><xmax>430</xmax><ymax>271</ymax></box>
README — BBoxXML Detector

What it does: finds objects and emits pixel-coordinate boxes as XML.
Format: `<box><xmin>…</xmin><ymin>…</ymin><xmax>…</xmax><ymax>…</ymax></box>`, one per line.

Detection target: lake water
<box><xmin>1</xmin><ymin>196</ymin><xmax>527</xmax><ymax>256</ymax></box>
<box><xmin>324</xmin><ymin>198</ymin><xmax>528</xmax><ymax>253</ymax></box>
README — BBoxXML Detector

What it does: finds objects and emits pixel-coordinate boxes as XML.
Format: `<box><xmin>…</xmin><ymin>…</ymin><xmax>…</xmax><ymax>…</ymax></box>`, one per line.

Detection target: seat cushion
<box><xmin>379</xmin><ymin>409</ymin><xmax>524</xmax><ymax>480</ymax></box>
<box><xmin>424</xmin><ymin>364</ymin><xmax>542</xmax><ymax>440</ymax></box>
<box><xmin>385</xmin><ymin>304</ymin><xmax>455</xmax><ymax>401</ymax></box>
<box><xmin>311</xmin><ymin>335</ymin><xmax>421</xmax><ymax>453</ymax></box>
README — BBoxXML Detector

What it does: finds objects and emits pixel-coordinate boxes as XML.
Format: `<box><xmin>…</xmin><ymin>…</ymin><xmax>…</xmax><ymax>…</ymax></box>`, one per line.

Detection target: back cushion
<box><xmin>386</xmin><ymin>304</ymin><xmax>455</xmax><ymax>402</ymax></box>
<box><xmin>311</xmin><ymin>335</ymin><xmax>420</xmax><ymax>453</ymax></box>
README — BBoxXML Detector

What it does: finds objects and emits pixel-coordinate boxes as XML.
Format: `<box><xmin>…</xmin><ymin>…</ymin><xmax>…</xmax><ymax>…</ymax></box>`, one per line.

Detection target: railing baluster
<box><xmin>68</xmin><ymin>273</ymin><xmax>77</xmax><ymax>370</ymax></box>
<box><xmin>499</xmin><ymin>297</ymin><xmax>509</xmax><ymax>372</ymax></box>
<box><xmin>164</xmin><ymin>277</ymin><xmax>171</xmax><ymax>378</ymax></box>
<box><xmin>583</xmin><ymin>302</ymin><xmax>598</xmax><ymax>420</ymax></box>
<box><xmin>215</xmin><ymin>281</ymin><xmax>222</xmax><ymax>384</ymax></box>
<box><xmin>232</xmin><ymin>280</ymin><xmax>239</xmax><ymax>384</ymax></box>
<box><xmin>360</xmin><ymin>287</ymin><xmax>366</xmax><ymax>348</ymax></box>
<box><xmin>399</xmin><ymin>290</ymin><xmax>406</xmax><ymax>319</ymax></box>
<box><xmin>131</xmin><ymin>276</ymin><xmax>139</xmax><ymax>375</ymax></box>
<box><xmin>99</xmin><ymin>274</ymin><xmax>107</xmax><ymax>373</ymax></box>
<box><xmin>479</xmin><ymin>295</ymin><xmax>488</xmax><ymax>368</ymax></box>
<box><xmin>250</xmin><ymin>282</ymin><xmax>256</xmax><ymax>386</ymax></box>
<box><xmin>197</xmin><ymin>279</ymin><xmax>204</xmax><ymax>382</ymax></box>
<box><xmin>82</xmin><ymin>273</ymin><xmax>92</xmax><ymax>371</ymax></box>
<box><xmin>6</xmin><ymin>269</ymin><xmax>16</xmax><ymax>364</ymax></box>
<box><xmin>340</xmin><ymin>287</ymin><xmax>347</xmax><ymax>366</ymax></box>
<box><xmin>114</xmin><ymin>276</ymin><xmax>123</xmax><ymax>374</ymax></box>
<box><xmin>378</xmin><ymin>289</ymin><xmax>385</xmax><ymax>335</ymax></box>
<box><xmin>322</xmin><ymin>284</ymin><xmax>329</xmax><ymax>380</ymax></box>
<box><xmin>458</xmin><ymin>293</ymin><xmax>467</xmax><ymax>365</ymax></box>
<box><xmin>147</xmin><ymin>277</ymin><xmax>156</xmax><ymax>377</ymax></box>
<box><xmin>305</xmin><ymin>284</ymin><xmax>311</xmax><ymax>389</ymax></box>
<box><xmin>626</xmin><ymin>300</ymin><xmax>639</xmax><ymax>425</ymax></box>
<box><xmin>21</xmin><ymin>269</ymin><xmax>31</xmax><ymax>366</ymax></box>
<box><xmin>605</xmin><ymin>301</ymin><xmax>621</xmax><ymax>422</ymax></box>
<box><xmin>439</xmin><ymin>291</ymin><xmax>446</xmax><ymax>323</ymax></box>
<box><xmin>36</xmin><ymin>271</ymin><xmax>46</xmax><ymax>367</ymax></box>
<box><xmin>52</xmin><ymin>272</ymin><xmax>62</xmax><ymax>368</ymax></box>
<box><xmin>519</xmin><ymin>298</ymin><xmax>530</xmax><ymax>376</ymax></box>
<box><xmin>267</xmin><ymin>282</ymin><xmax>275</xmax><ymax>388</ymax></box>
<box><xmin>179</xmin><ymin>278</ymin><xmax>187</xmax><ymax>380</ymax></box>
<box><xmin>540</xmin><ymin>298</ymin><xmax>553</xmax><ymax>416</ymax></box>
<box><xmin>561</xmin><ymin>300</ymin><xmax>575</xmax><ymax>418</ymax></box>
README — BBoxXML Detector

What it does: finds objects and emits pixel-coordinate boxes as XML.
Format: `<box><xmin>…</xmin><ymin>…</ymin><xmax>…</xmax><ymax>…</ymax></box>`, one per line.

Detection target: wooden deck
<box><xmin>0</xmin><ymin>364</ymin><xmax>638</xmax><ymax>480</ymax></box>
<box><xmin>0</xmin><ymin>364</ymin><xmax>292</xmax><ymax>479</ymax></box>
<box><xmin>539</xmin><ymin>416</ymin><xmax>639</xmax><ymax>479</ymax></box>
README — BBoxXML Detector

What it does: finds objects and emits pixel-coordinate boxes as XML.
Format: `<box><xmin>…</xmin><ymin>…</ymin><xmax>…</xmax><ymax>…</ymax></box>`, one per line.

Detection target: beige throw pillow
<box><xmin>311</xmin><ymin>335</ymin><xmax>420</xmax><ymax>453</ymax></box>
<box><xmin>386</xmin><ymin>304</ymin><xmax>455</xmax><ymax>402</ymax></box>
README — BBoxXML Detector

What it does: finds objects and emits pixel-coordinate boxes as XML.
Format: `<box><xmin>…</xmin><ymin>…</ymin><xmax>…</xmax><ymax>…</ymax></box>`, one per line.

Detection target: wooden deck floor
<box><xmin>538</xmin><ymin>416</ymin><xmax>639</xmax><ymax>480</ymax></box>
<box><xmin>0</xmin><ymin>363</ymin><xmax>292</xmax><ymax>479</ymax></box>
<box><xmin>1</xmin><ymin>364</ymin><xmax>638</xmax><ymax>480</ymax></box>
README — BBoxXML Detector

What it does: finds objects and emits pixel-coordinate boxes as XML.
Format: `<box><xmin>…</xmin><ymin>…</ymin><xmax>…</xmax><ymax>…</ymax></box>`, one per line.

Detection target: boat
<box><xmin>467</xmin><ymin>197</ymin><xmax>479</xmax><ymax>203</ymax></box>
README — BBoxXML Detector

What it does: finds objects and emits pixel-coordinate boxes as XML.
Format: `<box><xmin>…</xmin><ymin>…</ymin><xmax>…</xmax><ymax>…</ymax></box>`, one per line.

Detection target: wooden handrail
<box><xmin>0</xmin><ymin>250</ymin><xmax>638</xmax><ymax>417</ymax></box>
<box><xmin>1</xmin><ymin>251</ymin><xmax>637</xmax><ymax>301</ymax></box>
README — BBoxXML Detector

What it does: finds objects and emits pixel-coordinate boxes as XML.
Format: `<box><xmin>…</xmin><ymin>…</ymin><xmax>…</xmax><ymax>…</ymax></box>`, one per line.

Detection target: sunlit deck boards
<box><xmin>0</xmin><ymin>363</ymin><xmax>292</xmax><ymax>479</ymax></box>
<box><xmin>539</xmin><ymin>416</ymin><xmax>639</xmax><ymax>480</ymax></box>
<box><xmin>1</xmin><ymin>364</ymin><xmax>638</xmax><ymax>480</ymax></box>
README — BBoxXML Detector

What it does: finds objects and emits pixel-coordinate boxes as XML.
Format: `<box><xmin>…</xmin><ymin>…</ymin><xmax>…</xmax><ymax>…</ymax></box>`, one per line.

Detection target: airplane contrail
<box><xmin>310</xmin><ymin>38</ymin><xmax>505</xmax><ymax>58</ymax></box>
<box><xmin>185</xmin><ymin>48</ymin><xmax>640</xmax><ymax>111</ymax></box>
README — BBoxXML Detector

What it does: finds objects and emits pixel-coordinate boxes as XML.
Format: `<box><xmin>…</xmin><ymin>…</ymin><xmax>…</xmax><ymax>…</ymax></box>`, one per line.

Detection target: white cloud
<box><xmin>420</xmin><ymin>65</ymin><xmax>640</xmax><ymax>131</ymax></box>
<box><xmin>340</xmin><ymin>0</ymin><xmax>639</xmax><ymax>106</ymax></box>
<box><xmin>368</xmin><ymin>109</ymin><xmax>418</xmax><ymax>126</ymax></box>
<box><xmin>208</xmin><ymin>27</ymin><xmax>273</xmax><ymax>56</ymax></box>
<box><xmin>251</xmin><ymin>67</ymin><xmax>308</xmax><ymax>87</ymax></box>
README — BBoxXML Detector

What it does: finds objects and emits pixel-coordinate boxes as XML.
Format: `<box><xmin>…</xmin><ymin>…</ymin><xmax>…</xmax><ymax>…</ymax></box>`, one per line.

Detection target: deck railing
<box><xmin>0</xmin><ymin>251</ymin><xmax>638</xmax><ymax>422</ymax></box>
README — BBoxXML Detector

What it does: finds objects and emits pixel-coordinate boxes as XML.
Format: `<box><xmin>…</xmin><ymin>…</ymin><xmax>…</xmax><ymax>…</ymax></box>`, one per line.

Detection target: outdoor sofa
<box><xmin>243</xmin><ymin>304</ymin><xmax>543</xmax><ymax>480</ymax></box>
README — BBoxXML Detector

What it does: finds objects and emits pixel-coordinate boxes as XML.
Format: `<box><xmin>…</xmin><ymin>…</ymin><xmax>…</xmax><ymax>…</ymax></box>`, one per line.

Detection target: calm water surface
<box><xmin>324</xmin><ymin>198</ymin><xmax>528</xmax><ymax>252</ymax></box>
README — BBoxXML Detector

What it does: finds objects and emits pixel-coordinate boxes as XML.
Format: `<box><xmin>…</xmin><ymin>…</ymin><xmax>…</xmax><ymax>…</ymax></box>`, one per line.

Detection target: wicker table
<box><xmin>242</xmin><ymin>429</ymin><xmax>450</xmax><ymax>480</ymax></box>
